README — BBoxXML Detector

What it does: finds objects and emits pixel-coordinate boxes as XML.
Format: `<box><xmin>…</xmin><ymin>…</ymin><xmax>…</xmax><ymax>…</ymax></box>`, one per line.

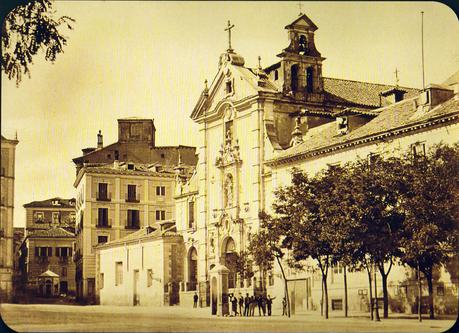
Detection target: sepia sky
<box><xmin>2</xmin><ymin>1</ymin><xmax>459</xmax><ymax>227</ymax></box>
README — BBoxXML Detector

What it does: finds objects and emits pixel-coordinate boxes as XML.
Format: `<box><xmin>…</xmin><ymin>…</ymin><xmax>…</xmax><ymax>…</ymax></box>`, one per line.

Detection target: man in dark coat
<box><xmin>244</xmin><ymin>293</ymin><xmax>250</xmax><ymax>316</ymax></box>
<box><xmin>256</xmin><ymin>295</ymin><xmax>262</xmax><ymax>316</ymax></box>
<box><xmin>238</xmin><ymin>294</ymin><xmax>244</xmax><ymax>316</ymax></box>
<box><xmin>261</xmin><ymin>295</ymin><xmax>267</xmax><ymax>316</ymax></box>
<box><xmin>267</xmin><ymin>295</ymin><xmax>276</xmax><ymax>316</ymax></box>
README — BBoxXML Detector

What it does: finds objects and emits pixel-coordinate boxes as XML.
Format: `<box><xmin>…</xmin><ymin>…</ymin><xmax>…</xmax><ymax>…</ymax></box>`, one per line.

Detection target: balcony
<box><xmin>125</xmin><ymin>193</ymin><xmax>140</xmax><ymax>203</ymax></box>
<box><xmin>96</xmin><ymin>218</ymin><xmax>112</xmax><ymax>228</ymax></box>
<box><xmin>96</xmin><ymin>192</ymin><xmax>112</xmax><ymax>202</ymax></box>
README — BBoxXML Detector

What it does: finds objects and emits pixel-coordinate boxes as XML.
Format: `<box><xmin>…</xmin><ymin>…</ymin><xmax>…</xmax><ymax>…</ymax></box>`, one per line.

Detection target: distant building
<box><xmin>72</xmin><ymin>118</ymin><xmax>197</xmax><ymax>303</ymax></box>
<box><xmin>20</xmin><ymin>227</ymin><xmax>76</xmax><ymax>296</ymax></box>
<box><xmin>0</xmin><ymin>134</ymin><xmax>19</xmax><ymax>302</ymax></box>
<box><xmin>96</xmin><ymin>223</ymin><xmax>183</xmax><ymax>306</ymax></box>
<box><xmin>23</xmin><ymin>197</ymin><xmax>76</xmax><ymax>235</ymax></box>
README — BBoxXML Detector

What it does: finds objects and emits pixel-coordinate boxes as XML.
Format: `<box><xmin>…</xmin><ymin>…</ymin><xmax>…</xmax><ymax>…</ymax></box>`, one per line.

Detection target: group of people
<box><xmin>229</xmin><ymin>293</ymin><xmax>276</xmax><ymax>317</ymax></box>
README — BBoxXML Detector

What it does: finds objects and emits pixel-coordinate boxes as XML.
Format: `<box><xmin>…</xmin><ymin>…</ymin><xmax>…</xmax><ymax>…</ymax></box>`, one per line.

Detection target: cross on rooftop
<box><xmin>225</xmin><ymin>20</ymin><xmax>235</xmax><ymax>52</ymax></box>
<box><xmin>298</xmin><ymin>1</ymin><xmax>303</xmax><ymax>15</ymax></box>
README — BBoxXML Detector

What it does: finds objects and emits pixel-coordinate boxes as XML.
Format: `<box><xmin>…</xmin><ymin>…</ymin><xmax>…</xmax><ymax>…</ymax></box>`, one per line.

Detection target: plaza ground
<box><xmin>0</xmin><ymin>303</ymin><xmax>456</xmax><ymax>332</ymax></box>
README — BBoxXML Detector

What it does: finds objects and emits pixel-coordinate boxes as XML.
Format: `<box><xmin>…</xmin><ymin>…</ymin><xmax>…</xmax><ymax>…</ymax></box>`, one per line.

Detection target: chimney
<box><xmin>97</xmin><ymin>130</ymin><xmax>103</xmax><ymax>149</ymax></box>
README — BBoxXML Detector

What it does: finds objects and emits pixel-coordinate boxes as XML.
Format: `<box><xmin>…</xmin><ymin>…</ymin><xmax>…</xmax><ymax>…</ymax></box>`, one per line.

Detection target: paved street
<box><xmin>0</xmin><ymin>304</ymin><xmax>456</xmax><ymax>332</ymax></box>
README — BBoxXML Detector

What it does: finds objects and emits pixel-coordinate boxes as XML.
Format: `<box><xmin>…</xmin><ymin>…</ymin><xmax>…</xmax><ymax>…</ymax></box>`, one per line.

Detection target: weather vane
<box><xmin>225</xmin><ymin>20</ymin><xmax>235</xmax><ymax>52</ymax></box>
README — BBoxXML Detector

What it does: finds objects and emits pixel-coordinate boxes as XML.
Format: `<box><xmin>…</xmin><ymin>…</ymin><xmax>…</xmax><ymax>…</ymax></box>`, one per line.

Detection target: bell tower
<box><xmin>278</xmin><ymin>14</ymin><xmax>325</xmax><ymax>100</ymax></box>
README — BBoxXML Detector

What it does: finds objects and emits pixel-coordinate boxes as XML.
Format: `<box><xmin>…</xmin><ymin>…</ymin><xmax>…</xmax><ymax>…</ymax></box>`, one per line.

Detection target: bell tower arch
<box><xmin>278</xmin><ymin>14</ymin><xmax>325</xmax><ymax>100</ymax></box>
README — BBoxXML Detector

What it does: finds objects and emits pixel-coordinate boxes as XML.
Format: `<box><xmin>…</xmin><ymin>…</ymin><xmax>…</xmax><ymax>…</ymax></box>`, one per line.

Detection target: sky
<box><xmin>2</xmin><ymin>1</ymin><xmax>459</xmax><ymax>227</ymax></box>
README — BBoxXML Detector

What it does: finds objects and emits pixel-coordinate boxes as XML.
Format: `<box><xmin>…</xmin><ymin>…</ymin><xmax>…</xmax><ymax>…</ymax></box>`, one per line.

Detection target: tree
<box><xmin>249</xmin><ymin>212</ymin><xmax>291</xmax><ymax>317</ymax></box>
<box><xmin>2</xmin><ymin>0</ymin><xmax>74</xmax><ymax>85</ymax></box>
<box><xmin>348</xmin><ymin>156</ymin><xmax>406</xmax><ymax>319</ymax></box>
<box><xmin>272</xmin><ymin>170</ymin><xmax>336</xmax><ymax>319</ymax></box>
<box><xmin>399</xmin><ymin>143</ymin><xmax>459</xmax><ymax>320</ymax></box>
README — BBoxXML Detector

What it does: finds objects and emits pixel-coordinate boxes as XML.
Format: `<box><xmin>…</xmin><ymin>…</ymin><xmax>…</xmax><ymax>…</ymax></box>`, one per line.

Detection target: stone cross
<box><xmin>298</xmin><ymin>1</ymin><xmax>303</xmax><ymax>15</ymax></box>
<box><xmin>225</xmin><ymin>20</ymin><xmax>235</xmax><ymax>51</ymax></box>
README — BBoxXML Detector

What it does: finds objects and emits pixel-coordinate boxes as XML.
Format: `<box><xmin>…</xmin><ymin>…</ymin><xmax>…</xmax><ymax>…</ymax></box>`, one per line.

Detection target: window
<box><xmin>61</xmin><ymin>267</ymin><xmax>67</xmax><ymax>277</ymax></box>
<box><xmin>98</xmin><ymin>236</ymin><xmax>108</xmax><ymax>244</ymax></box>
<box><xmin>97</xmin><ymin>208</ymin><xmax>109</xmax><ymax>227</ymax></box>
<box><xmin>35</xmin><ymin>247</ymin><xmax>52</xmax><ymax>257</ymax></box>
<box><xmin>331</xmin><ymin>299</ymin><xmax>343</xmax><ymax>311</ymax></box>
<box><xmin>333</xmin><ymin>262</ymin><xmax>343</xmax><ymax>274</ymax></box>
<box><xmin>69</xmin><ymin>213</ymin><xmax>76</xmax><ymax>223</ymax></box>
<box><xmin>156</xmin><ymin>186</ymin><xmax>165</xmax><ymax>196</ymax></box>
<box><xmin>437</xmin><ymin>286</ymin><xmax>445</xmax><ymax>296</ymax></box>
<box><xmin>56</xmin><ymin>247</ymin><xmax>72</xmax><ymax>257</ymax></box>
<box><xmin>34</xmin><ymin>212</ymin><xmax>44</xmax><ymax>223</ymax></box>
<box><xmin>126</xmin><ymin>185</ymin><xmax>138</xmax><ymax>202</ymax></box>
<box><xmin>411</xmin><ymin>142</ymin><xmax>426</xmax><ymax>159</ymax></box>
<box><xmin>97</xmin><ymin>183</ymin><xmax>110</xmax><ymax>201</ymax></box>
<box><xmin>52</xmin><ymin>212</ymin><xmax>60</xmax><ymax>224</ymax></box>
<box><xmin>225</xmin><ymin>80</ymin><xmax>232</xmax><ymax>94</ymax></box>
<box><xmin>337</xmin><ymin>116</ymin><xmax>348</xmax><ymax>135</ymax></box>
<box><xmin>268</xmin><ymin>272</ymin><xmax>274</xmax><ymax>286</ymax></box>
<box><xmin>274</xmin><ymin>70</ymin><xmax>279</xmax><ymax>81</ymax></box>
<box><xmin>188</xmin><ymin>201</ymin><xmax>195</xmax><ymax>229</ymax></box>
<box><xmin>155</xmin><ymin>210</ymin><xmax>166</xmax><ymax>221</ymax></box>
<box><xmin>127</xmin><ymin>210</ymin><xmax>140</xmax><ymax>228</ymax></box>
<box><xmin>147</xmin><ymin>269</ymin><xmax>153</xmax><ymax>287</ymax></box>
<box><xmin>127</xmin><ymin>163</ymin><xmax>134</xmax><ymax>170</ymax></box>
<box><xmin>100</xmin><ymin>273</ymin><xmax>104</xmax><ymax>289</ymax></box>
<box><xmin>115</xmin><ymin>262</ymin><xmax>123</xmax><ymax>286</ymax></box>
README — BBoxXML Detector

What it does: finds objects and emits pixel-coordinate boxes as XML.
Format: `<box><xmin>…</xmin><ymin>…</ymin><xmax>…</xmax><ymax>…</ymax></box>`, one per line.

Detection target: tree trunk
<box><xmin>417</xmin><ymin>263</ymin><xmax>422</xmax><ymax>322</ymax></box>
<box><xmin>275</xmin><ymin>255</ymin><xmax>290</xmax><ymax>318</ymax></box>
<box><xmin>378</xmin><ymin>261</ymin><xmax>392</xmax><ymax>319</ymax></box>
<box><xmin>343</xmin><ymin>266</ymin><xmax>348</xmax><ymax>318</ymax></box>
<box><xmin>367</xmin><ymin>266</ymin><xmax>373</xmax><ymax>320</ymax></box>
<box><xmin>425</xmin><ymin>267</ymin><xmax>434</xmax><ymax>319</ymax></box>
<box><xmin>374</xmin><ymin>262</ymin><xmax>380</xmax><ymax>321</ymax></box>
<box><xmin>381</xmin><ymin>271</ymin><xmax>388</xmax><ymax>318</ymax></box>
<box><xmin>323</xmin><ymin>274</ymin><xmax>329</xmax><ymax>319</ymax></box>
<box><xmin>320</xmin><ymin>276</ymin><xmax>324</xmax><ymax>317</ymax></box>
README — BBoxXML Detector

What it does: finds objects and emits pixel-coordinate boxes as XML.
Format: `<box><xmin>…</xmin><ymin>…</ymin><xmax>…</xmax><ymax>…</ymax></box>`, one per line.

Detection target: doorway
<box><xmin>133</xmin><ymin>269</ymin><xmax>139</xmax><ymax>306</ymax></box>
<box><xmin>211</xmin><ymin>277</ymin><xmax>217</xmax><ymax>315</ymax></box>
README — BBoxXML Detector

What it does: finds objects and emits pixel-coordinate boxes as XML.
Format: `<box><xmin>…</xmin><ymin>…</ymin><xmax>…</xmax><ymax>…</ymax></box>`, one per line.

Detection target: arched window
<box><xmin>291</xmin><ymin>64</ymin><xmax>299</xmax><ymax>92</ymax></box>
<box><xmin>223</xmin><ymin>238</ymin><xmax>237</xmax><ymax>289</ymax></box>
<box><xmin>299</xmin><ymin>35</ymin><xmax>307</xmax><ymax>53</ymax></box>
<box><xmin>306</xmin><ymin>67</ymin><xmax>314</xmax><ymax>93</ymax></box>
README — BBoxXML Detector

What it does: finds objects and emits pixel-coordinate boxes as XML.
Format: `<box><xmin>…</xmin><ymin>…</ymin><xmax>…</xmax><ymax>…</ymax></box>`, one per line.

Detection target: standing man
<box><xmin>244</xmin><ymin>293</ymin><xmax>250</xmax><ymax>316</ymax></box>
<box><xmin>267</xmin><ymin>295</ymin><xmax>276</xmax><ymax>316</ymax></box>
<box><xmin>261</xmin><ymin>295</ymin><xmax>267</xmax><ymax>316</ymax></box>
<box><xmin>193</xmin><ymin>292</ymin><xmax>199</xmax><ymax>308</ymax></box>
<box><xmin>238</xmin><ymin>293</ymin><xmax>244</xmax><ymax>316</ymax></box>
<box><xmin>282</xmin><ymin>297</ymin><xmax>287</xmax><ymax>316</ymax></box>
<box><xmin>256</xmin><ymin>295</ymin><xmax>262</xmax><ymax>316</ymax></box>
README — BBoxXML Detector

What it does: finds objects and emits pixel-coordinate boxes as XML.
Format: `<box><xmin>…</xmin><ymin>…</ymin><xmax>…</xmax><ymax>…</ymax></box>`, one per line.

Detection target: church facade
<box><xmin>175</xmin><ymin>14</ymin><xmax>459</xmax><ymax>315</ymax></box>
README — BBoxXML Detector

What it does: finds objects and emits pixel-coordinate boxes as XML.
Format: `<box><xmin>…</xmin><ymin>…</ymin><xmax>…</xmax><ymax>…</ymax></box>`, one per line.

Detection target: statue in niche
<box><xmin>210</xmin><ymin>232</ymin><xmax>215</xmax><ymax>255</ymax></box>
<box><xmin>224</xmin><ymin>174</ymin><xmax>233</xmax><ymax>208</ymax></box>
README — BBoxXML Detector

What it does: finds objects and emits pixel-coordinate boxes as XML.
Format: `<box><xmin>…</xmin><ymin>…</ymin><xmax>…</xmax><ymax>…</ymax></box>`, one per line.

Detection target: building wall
<box><xmin>98</xmin><ymin>236</ymin><xmax>183</xmax><ymax>306</ymax></box>
<box><xmin>25</xmin><ymin>237</ymin><xmax>76</xmax><ymax>294</ymax></box>
<box><xmin>25</xmin><ymin>207</ymin><xmax>75</xmax><ymax>233</ymax></box>
<box><xmin>268</xmin><ymin>120</ymin><xmax>459</xmax><ymax>314</ymax></box>
<box><xmin>0</xmin><ymin>137</ymin><xmax>18</xmax><ymax>302</ymax></box>
<box><xmin>75</xmin><ymin>169</ymin><xmax>176</xmax><ymax>302</ymax></box>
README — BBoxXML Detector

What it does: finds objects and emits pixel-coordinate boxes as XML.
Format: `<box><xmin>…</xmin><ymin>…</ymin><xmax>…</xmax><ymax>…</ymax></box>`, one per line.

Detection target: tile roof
<box><xmin>23</xmin><ymin>197</ymin><xmax>76</xmax><ymax>208</ymax></box>
<box><xmin>28</xmin><ymin>227</ymin><xmax>75</xmax><ymax>238</ymax></box>
<box><xmin>323</xmin><ymin>77</ymin><xmax>420</xmax><ymax>108</ymax></box>
<box><xmin>268</xmin><ymin>95</ymin><xmax>459</xmax><ymax>165</ymax></box>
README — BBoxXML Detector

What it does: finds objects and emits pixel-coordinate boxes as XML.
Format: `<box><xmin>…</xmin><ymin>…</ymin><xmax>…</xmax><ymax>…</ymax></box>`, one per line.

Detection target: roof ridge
<box><xmin>324</xmin><ymin>76</ymin><xmax>419</xmax><ymax>90</ymax></box>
